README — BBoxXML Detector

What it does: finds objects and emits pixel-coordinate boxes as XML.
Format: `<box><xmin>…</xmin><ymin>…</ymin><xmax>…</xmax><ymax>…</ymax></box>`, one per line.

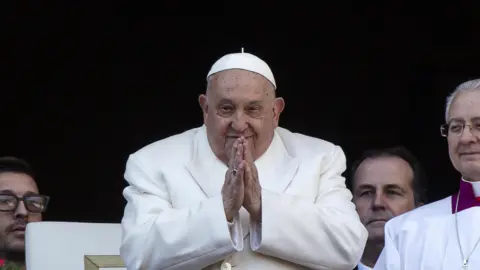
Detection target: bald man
<box><xmin>120</xmin><ymin>50</ymin><xmax>367</xmax><ymax>270</ymax></box>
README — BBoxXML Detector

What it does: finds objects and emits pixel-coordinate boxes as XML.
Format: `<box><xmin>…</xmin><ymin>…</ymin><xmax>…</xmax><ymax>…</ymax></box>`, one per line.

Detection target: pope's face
<box><xmin>199</xmin><ymin>69</ymin><xmax>284</xmax><ymax>164</ymax></box>
<box><xmin>447</xmin><ymin>90</ymin><xmax>480</xmax><ymax>181</ymax></box>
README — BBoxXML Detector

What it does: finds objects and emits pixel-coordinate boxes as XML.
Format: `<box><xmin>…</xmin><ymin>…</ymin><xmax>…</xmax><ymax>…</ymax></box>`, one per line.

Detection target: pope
<box><xmin>120</xmin><ymin>49</ymin><xmax>368</xmax><ymax>270</ymax></box>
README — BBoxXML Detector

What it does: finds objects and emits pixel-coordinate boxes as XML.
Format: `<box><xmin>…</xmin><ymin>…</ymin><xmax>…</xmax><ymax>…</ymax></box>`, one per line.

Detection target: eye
<box><xmin>217</xmin><ymin>106</ymin><xmax>234</xmax><ymax>116</ymax></box>
<box><xmin>219</xmin><ymin>106</ymin><xmax>232</xmax><ymax>112</ymax></box>
<box><xmin>246</xmin><ymin>106</ymin><xmax>262</xmax><ymax>117</ymax></box>
<box><xmin>0</xmin><ymin>195</ymin><xmax>16</xmax><ymax>206</ymax></box>
<box><xmin>360</xmin><ymin>190</ymin><xmax>373</xmax><ymax>197</ymax></box>
<box><xmin>25</xmin><ymin>197</ymin><xmax>47</xmax><ymax>210</ymax></box>
<box><xmin>450</xmin><ymin>124</ymin><xmax>463</xmax><ymax>133</ymax></box>
<box><xmin>386</xmin><ymin>190</ymin><xmax>401</xmax><ymax>196</ymax></box>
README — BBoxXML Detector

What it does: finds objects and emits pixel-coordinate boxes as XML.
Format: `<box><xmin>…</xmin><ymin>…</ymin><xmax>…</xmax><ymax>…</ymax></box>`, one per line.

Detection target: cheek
<box><xmin>448</xmin><ymin>138</ymin><xmax>458</xmax><ymax>153</ymax></box>
<box><xmin>208</xmin><ymin>116</ymin><xmax>230</xmax><ymax>134</ymax></box>
<box><xmin>354</xmin><ymin>200</ymin><xmax>370</xmax><ymax>221</ymax></box>
<box><xmin>389</xmin><ymin>199</ymin><xmax>414</xmax><ymax>216</ymax></box>
<box><xmin>28</xmin><ymin>214</ymin><xmax>42</xmax><ymax>222</ymax></box>
<box><xmin>448</xmin><ymin>139</ymin><xmax>460</xmax><ymax>163</ymax></box>
<box><xmin>0</xmin><ymin>215</ymin><xmax>11</xmax><ymax>231</ymax></box>
<box><xmin>250</xmin><ymin>116</ymin><xmax>273</xmax><ymax>134</ymax></box>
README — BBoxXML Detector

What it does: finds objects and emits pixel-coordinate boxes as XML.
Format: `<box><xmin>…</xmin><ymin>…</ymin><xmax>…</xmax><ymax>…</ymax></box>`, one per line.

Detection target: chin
<box><xmin>459</xmin><ymin>164</ymin><xmax>480</xmax><ymax>181</ymax></box>
<box><xmin>6</xmin><ymin>243</ymin><xmax>25</xmax><ymax>253</ymax></box>
<box><xmin>367</xmin><ymin>233</ymin><xmax>385</xmax><ymax>243</ymax></box>
<box><xmin>367</xmin><ymin>226</ymin><xmax>385</xmax><ymax>238</ymax></box>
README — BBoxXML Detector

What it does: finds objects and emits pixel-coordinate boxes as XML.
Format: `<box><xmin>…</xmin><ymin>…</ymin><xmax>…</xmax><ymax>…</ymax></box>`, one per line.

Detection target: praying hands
<box><xmin>222</xmin><ymin>137</ymin><xmax>262</xmax><ymax>222</ymax></box>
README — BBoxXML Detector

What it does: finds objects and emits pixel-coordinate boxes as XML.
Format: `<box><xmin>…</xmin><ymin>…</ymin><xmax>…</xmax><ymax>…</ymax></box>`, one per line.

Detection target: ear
<box><xmin>198</xmin><ymin>94</ymin><xmax>209</xmax><ymax>122</ymax></box>
<box><xmin>272</xmin><ymin>97</ymin><xmax>285</xmax><ymax>127</ymax></box>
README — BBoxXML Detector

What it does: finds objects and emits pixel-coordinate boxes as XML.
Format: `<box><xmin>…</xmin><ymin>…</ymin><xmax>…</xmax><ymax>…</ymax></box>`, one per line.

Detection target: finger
<box><xmin>229</xmin><ymin>139</ymin><xmax>240</xmax><ymax>167</ymax></box>
<box><xmin>243</xmin><ymin>161</ymin><xmax>251</xmax><ymax>183</ymax></box>
<box><xmin>235</xmin><ymin>143</ymin><xmax>244</xmax><ymax>168</ymax></box>
<box><xmin>243</xmin><ymin>140</ymin><xmax>254</xmax><ymax>164</ymax></box>
<box><xmin>235</xmin><ymin>161</ymin><xmax>246</xmax><ymax>182</ymax></box>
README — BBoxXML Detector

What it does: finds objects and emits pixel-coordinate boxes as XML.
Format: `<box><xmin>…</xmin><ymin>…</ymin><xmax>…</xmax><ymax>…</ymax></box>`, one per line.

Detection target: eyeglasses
<box><xmin>440</xmin><ymin>123</ymin><xmax>480</xmax><ymax>137</ymax></box>
<box><xmin>0</xmin><ymin>194</ymin><xmax>50</xmax><ymax>213</ymax></box>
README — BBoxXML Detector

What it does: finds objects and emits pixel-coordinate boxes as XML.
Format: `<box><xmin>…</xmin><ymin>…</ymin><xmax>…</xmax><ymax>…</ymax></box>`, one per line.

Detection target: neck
<box><xmin>360</xmin><ymin>240</ymin><xmax>384</xmax><ymax>268</ymax></box>
<box><xmin>0</xmin><ymin>251</ymin><xmax>26</xmax><ymax>268</ymax></box>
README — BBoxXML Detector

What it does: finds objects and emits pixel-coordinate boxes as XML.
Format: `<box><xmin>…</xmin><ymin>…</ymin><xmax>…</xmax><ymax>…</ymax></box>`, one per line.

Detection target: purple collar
<box><xmin>451</xmin><ymin>179</ymin><xmax>480</xmax><ymax>213</ymax></box>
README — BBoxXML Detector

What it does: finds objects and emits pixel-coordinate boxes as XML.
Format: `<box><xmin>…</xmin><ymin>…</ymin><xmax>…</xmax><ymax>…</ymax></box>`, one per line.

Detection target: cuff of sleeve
<box><xmin>250</xmin><ymin>218</ymin><xmax>262</xmax><ymax>250</ymax></box>
<box><xmin>227</xmin><ymin>213</ymin><xmax>244</xmax><ymax>251</ymax></box>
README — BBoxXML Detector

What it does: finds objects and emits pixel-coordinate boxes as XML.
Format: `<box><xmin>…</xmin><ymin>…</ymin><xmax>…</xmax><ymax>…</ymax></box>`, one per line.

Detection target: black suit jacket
<box><xmin>352</xmin><ymin>266</ymin><xmax>358</xmax><ymax>270</ymax></box>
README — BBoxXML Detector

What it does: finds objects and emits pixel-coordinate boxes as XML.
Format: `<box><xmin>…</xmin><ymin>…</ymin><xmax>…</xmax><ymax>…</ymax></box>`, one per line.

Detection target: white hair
<box><xmin>445</xmin><ymin>79</ymin><xmax>480</xmax><ymax>122</ymax></box>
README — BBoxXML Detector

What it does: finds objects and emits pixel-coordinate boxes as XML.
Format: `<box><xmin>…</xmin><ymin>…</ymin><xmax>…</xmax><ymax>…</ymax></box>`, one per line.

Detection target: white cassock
<box><xmin>374</xmin><ymin>178</ymin><xmax>480</xmax><ymax>270</ymax></box>
<box><xmin>120</xmin><ymin>125</ymin><xmax>368</xmax><ymax>270</ymax></box>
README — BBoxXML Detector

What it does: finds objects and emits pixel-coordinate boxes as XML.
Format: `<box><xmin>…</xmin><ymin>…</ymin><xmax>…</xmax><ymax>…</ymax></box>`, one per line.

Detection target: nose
<box><xmin>459</xmin><ymin>125</ymin><xmax>477</xmax><ymax>144</ymax></box>
<box><xmin>371</xmin><ymin>193</ymin><xmax>387</xmax><ymax>210</ymax></box>
<box><xmin>231</xmin><ymin>112</ymin><xmax>248</xmax><ymax>132</ymax></box>
<box><xmin>14</xmin><ymin>201</ymin><xmax>28</xmax><ymax>218</ymax></box>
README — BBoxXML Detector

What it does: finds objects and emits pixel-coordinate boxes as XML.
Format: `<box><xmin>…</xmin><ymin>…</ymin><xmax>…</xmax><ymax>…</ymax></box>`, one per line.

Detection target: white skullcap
<box><xmin>206</xmin><ymin>48</ymin><xmax>276</xmax><ymax>89</ymax></box>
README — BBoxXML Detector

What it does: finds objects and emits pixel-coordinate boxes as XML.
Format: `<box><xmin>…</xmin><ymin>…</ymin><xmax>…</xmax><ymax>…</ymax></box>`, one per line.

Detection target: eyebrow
<box><xmin>0</xmin><ymin>189</ymin><xmax>15</xmax><ymax>195</ymax></box>
<box><xmin>356</xmin><ymin>183</ymin><xmax>406</xmax><ymax>192</ymax></box>
<box><xmin>217</xmin><ymin>98</ymin><xmax>234</xmax><ymax>105</ymax></box>
<box><xmin>449</xmin><ymin>117</ymin><xmax>480</xmax><ymax>123</ymax></box>
<box><xmin>24</xmin><ymin>191</ymin><xmax>40</xmax><ymax>196</ymax></box>
<box><xmin>217</xmin><ymin>99</ymin><xmax>265</xmax><ymax>106</ymax></box>
<box><xmin>383</xmin><ymin>184</ymin><xmax>406</xmax><ymax>192</ymax></box>
<box><xmin>0</xmin><ymin>190</ymin><xmax>39</xmax><ymax>196</ymax></box>
<box><xmin>357</xmin><ymin>184</ymin><xmax>375</xmax><ymax>190</ymax></box>
<box><xmin>247</xmin><ymin>100</ymin><xmax>264</xmax><ymax>106</ymax></box>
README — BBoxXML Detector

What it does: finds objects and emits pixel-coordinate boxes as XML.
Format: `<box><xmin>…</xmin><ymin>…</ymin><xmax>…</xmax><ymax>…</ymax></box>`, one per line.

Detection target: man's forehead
<box><xmin>449</xmin><ymin>90</ymin><xmax>480</xmax><ymax>120</ymax></box>
<box><xmin>0</xmin><ymin>172</ymin><xmax>38</xmax><ymax>193</ymax></box>
<box><xmin>354</xmin><ymin>157</ymin><xmax>413</xmax><ymax>186</ymax></box>
<box><xmin>209</xmin><ymin>70</ymin><xmax>273</xmax><ymax>91</ymax></box>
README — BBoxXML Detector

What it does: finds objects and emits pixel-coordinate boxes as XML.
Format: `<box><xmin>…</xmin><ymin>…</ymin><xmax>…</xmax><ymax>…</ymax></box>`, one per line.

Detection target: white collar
<box><xmin>461</xmin><ymin>177</ymin><xmax>480</xmax><ymax>197</ymax></box>
<box><xmin>358</xmin><ymin>261</ymin><xmax>373</xmax><ymax>270</ymax></box>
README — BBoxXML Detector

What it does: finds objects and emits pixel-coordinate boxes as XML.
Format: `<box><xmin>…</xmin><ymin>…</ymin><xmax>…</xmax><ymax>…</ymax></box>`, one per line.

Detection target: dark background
<box><xmin>2</xmin><ymin>8</ymin><xmax>480</xmax><ymax>222</ymax></box>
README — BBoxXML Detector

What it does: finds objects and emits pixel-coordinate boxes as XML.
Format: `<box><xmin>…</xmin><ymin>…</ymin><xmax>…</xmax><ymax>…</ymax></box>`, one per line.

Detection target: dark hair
<box><xmin>0</xmin><ymin>156</ymin><xmax>35</xmax><ymax>179</ymax></box>
<box><xmin>350</xmin><ymin>146</ymin><xmax>428</xmax><ymax>206</ymax></box>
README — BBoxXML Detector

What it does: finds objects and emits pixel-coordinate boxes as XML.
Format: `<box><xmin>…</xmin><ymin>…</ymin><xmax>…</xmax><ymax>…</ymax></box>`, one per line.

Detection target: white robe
<box><xmin>374</xmin><ymin>179</ymin><xmax>480</xmax><ymax>270</ymax></box>
<box><xmin>120</xmin><ymin>125</ymin><xmax>367</xmax><ymax>270</ymax></box>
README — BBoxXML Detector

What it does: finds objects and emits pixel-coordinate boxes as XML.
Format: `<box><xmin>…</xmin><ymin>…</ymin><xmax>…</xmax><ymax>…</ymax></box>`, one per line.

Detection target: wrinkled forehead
<box><xmin>0</xmin><ymin>172</ymin><xmax>39</xmax><ymax>195</ymax></box>
<box><xmin>208</xmin><ymin>69</ymin><xmax>274</xmax><ymax>100</ymax></box>
<box><xmin>449</xmin><ymin>90</ymin><xmax>480</xmax><ymax>122</ymax></box>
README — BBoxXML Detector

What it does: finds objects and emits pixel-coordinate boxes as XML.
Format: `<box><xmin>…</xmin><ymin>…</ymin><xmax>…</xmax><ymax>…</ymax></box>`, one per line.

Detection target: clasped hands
<box><xmin>222</xmin><ymin>137</ymin><xmax>262</xmax><ymax>223</ymax></box>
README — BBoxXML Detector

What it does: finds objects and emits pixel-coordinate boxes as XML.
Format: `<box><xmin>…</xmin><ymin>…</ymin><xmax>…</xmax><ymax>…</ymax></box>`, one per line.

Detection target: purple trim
<box><xmin>451</xmin><ymin>179</ymin><xmax>480</xmax><ymax>213</ymax></box>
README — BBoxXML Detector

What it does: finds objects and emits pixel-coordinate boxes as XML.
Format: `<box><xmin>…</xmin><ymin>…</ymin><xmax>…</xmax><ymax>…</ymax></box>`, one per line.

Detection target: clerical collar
<box><xmin>462</xmin><ymin>178</ymin><xmax>480</xmax><ymax>197</ymax></box>
<box><xmin>451</xmin><ymin>178</ymin><xmax>480</xmax><ymax>213</ymax></box>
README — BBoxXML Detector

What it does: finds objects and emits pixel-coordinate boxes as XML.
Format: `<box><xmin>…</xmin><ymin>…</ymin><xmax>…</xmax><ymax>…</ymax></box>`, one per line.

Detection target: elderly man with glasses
<box><xmin>0</xmin><ymin>156</ymin><xmax>49</xmax><ymax>269</ymax></box>
<box><xmin>374</xmin><ymin>78</ymin><xmax>480</xmax><ymax>270</ymax></box>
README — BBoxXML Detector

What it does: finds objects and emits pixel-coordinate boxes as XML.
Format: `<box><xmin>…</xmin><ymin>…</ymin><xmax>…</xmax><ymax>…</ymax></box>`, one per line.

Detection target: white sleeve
<box><xmin>249</xmin><ymin>146</ymin><xmax>368</xmax><ymax>269</ymax></box>
<box><xmin>119</xmin><ymin>154</ymin><xmax>243</xmax><ymax>270</ymax></box>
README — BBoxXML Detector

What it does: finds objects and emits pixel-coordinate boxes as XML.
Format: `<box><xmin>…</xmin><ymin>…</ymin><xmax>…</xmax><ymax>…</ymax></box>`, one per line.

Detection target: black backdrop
<box><xmin>2</xmin><ymin>7</ymin><xmax>480</xmax><ymax>222</ymax></box>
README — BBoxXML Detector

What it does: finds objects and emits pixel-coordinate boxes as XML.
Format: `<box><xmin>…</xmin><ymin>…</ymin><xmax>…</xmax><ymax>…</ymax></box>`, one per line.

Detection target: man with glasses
<box><xmin>0</xmin><ymin>156</ymin><xmax>49</xmax><ymax>269</ymax></box>
<box><xmin>374</xmin><ymin>79</ymin><xmax>480</xmax><ymax>269</ymax></box>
